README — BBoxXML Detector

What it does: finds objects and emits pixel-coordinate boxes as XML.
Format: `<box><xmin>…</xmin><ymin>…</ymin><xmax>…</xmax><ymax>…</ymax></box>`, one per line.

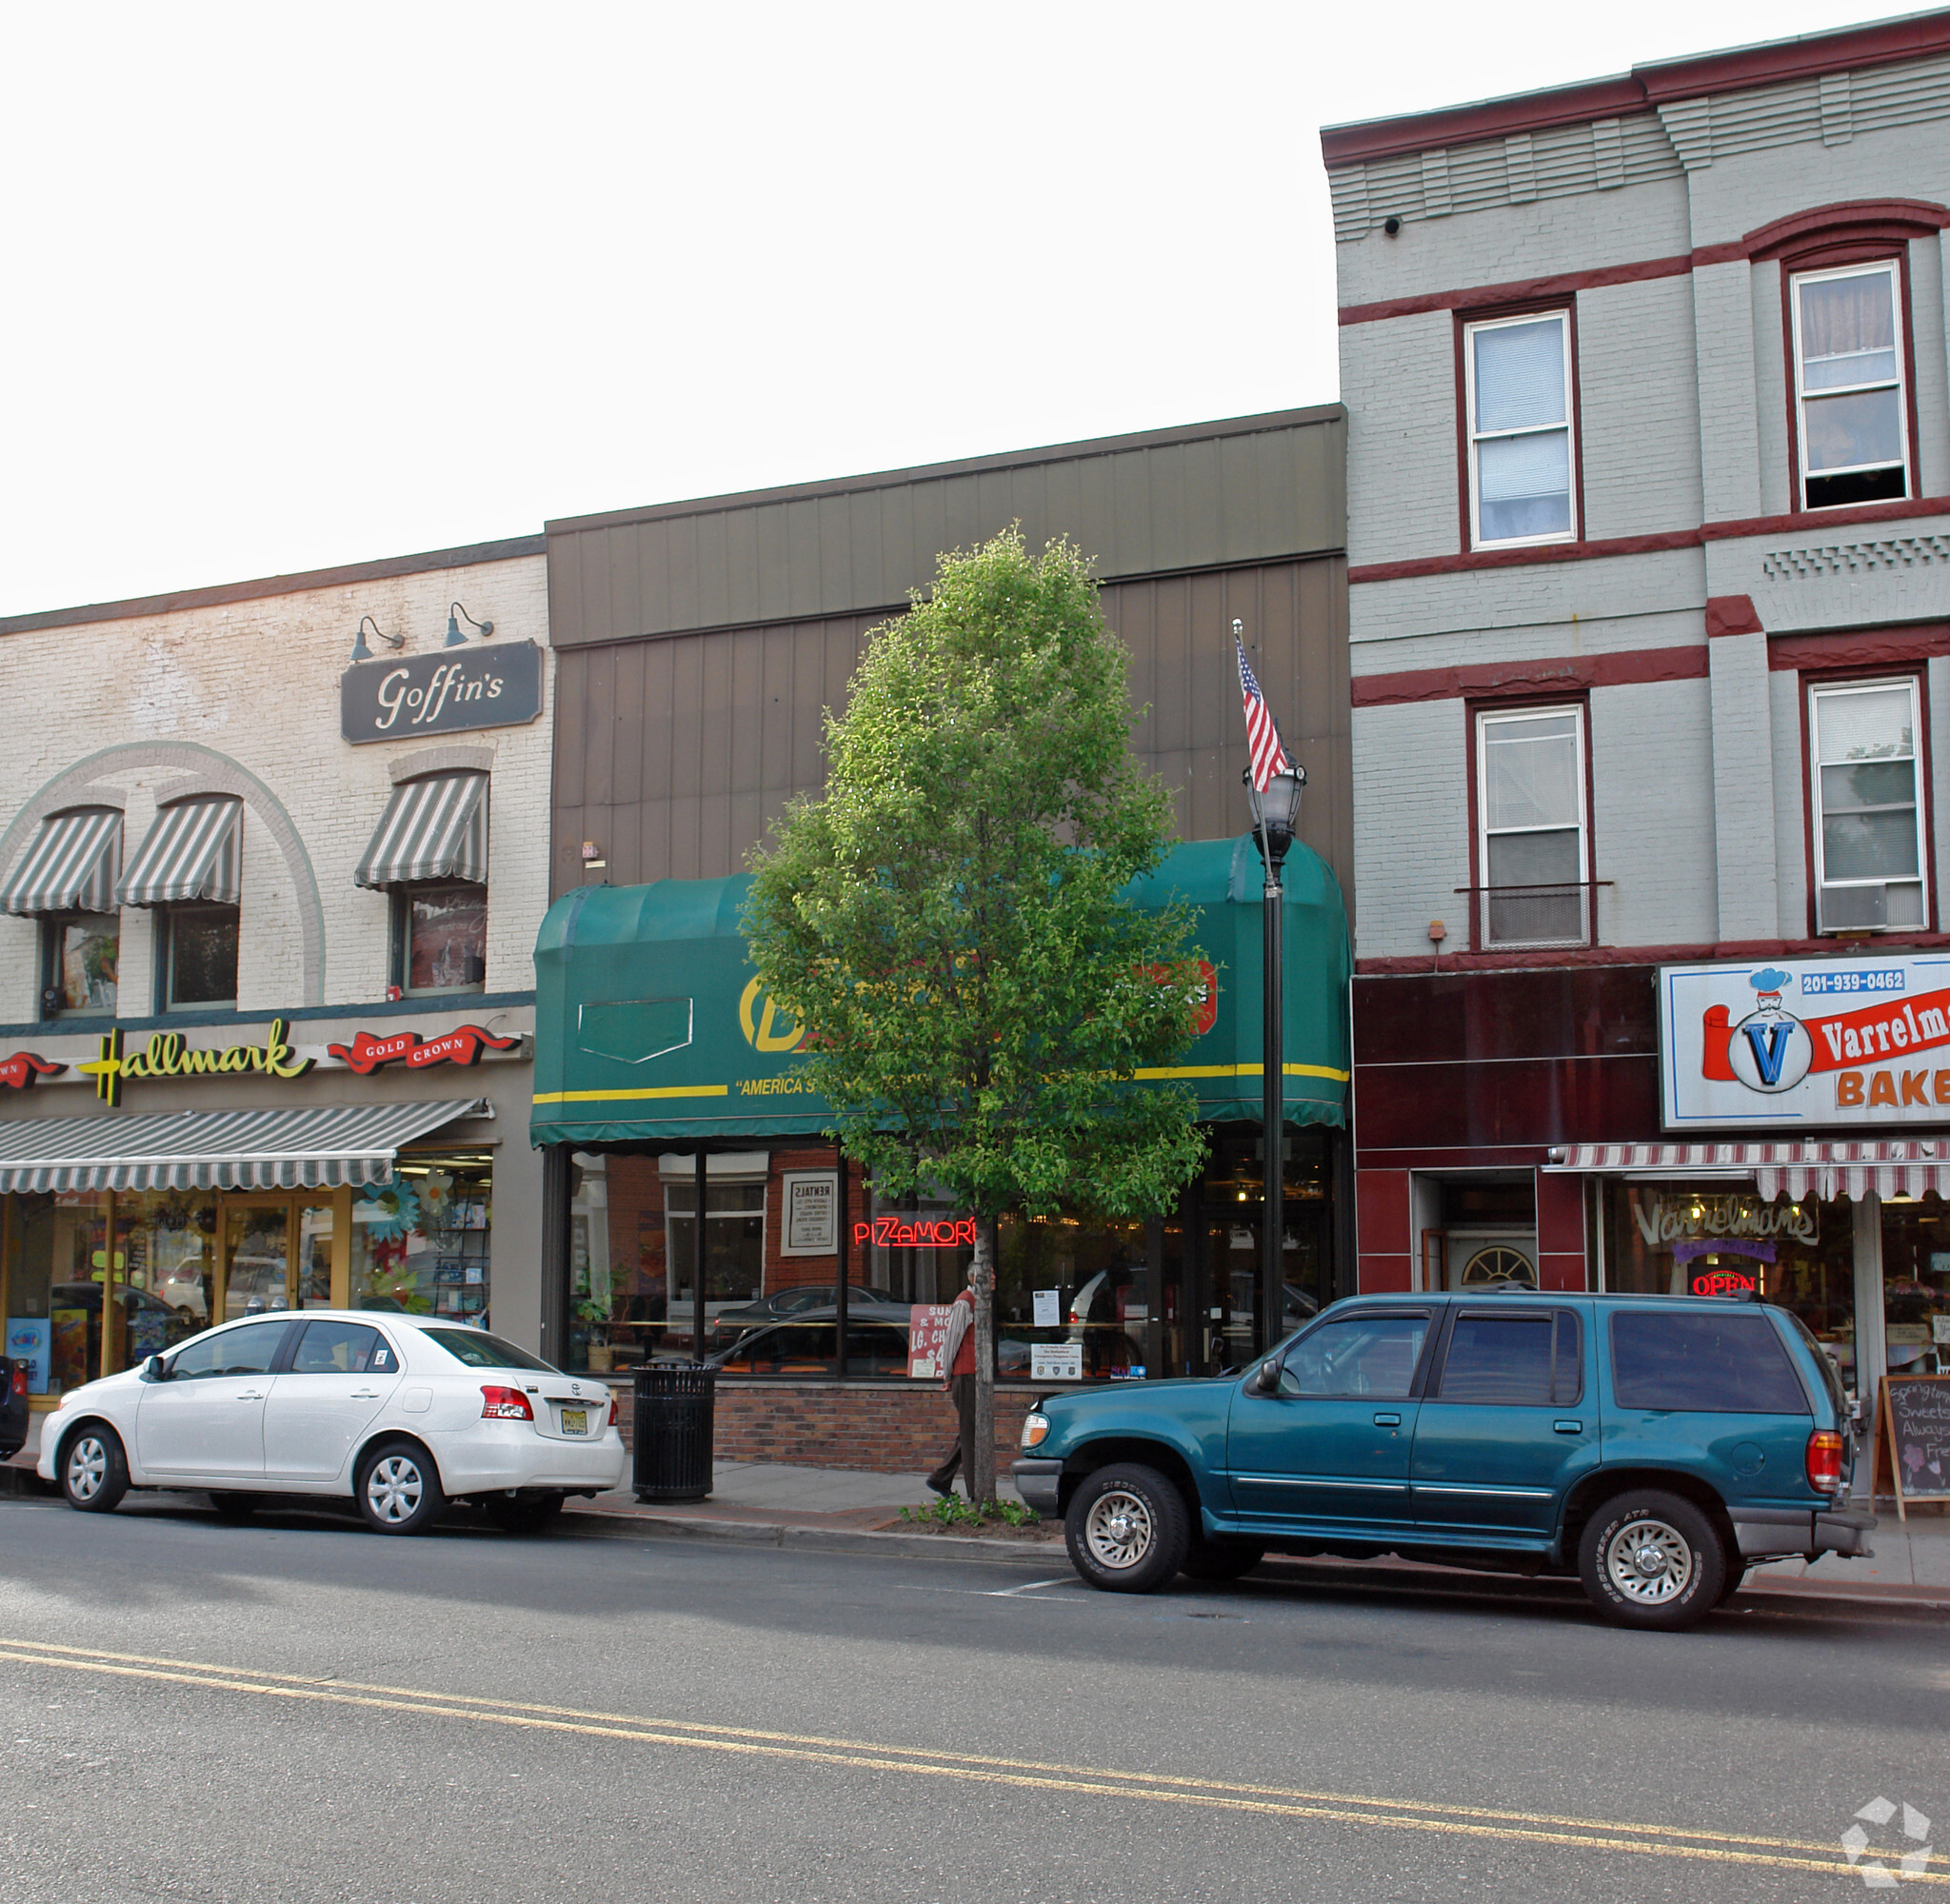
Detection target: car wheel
<box><xmin>209</xmin><ymin>1493</ymin><xmax>259</xmax><ymax>1521</ymax></box>
<box><xmin>486</xmin><ymin>1494</ymin><xmax>566</xmax><ymax>1535</ymax></box>
<box><xmin>1578</xmin><ymin>1490</ymin><xmax>1725</xmax><ymax>1631</ymax></box>
<box><xmin>1714</xmin><ymin>1562</ymin><xmax>1750</xmax><ymax>1609</ymax></box>
<box><xmin>357</xmin><ymin>1439</ymin><xmax>447</xmax><ymax>1535</ymax></box>
<box><xmin>1064</xmin><ymin>1463</ymin><xmax>1190</xmax><ymax>1594</ymax></box>
<box><xmin>61</xmin><ymin>1425</ymin><xmax>129</xmax><ymax>1515</ymax></box>
<box><xmin>1180</xmin><ymin>1538</ymin><xmax>1265</xmax><ymax>1584</ymax></box>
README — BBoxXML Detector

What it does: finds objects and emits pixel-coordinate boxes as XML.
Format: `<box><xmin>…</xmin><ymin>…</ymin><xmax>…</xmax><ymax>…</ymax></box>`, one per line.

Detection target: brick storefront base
<box><xmin>607</xmin><ymin>1379</ymin><xmax>1039</xmax><ymax>1477</ymax></box>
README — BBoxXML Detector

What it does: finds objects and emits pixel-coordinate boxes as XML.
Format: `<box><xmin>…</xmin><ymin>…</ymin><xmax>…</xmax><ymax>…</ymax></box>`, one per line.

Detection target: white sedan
<box><xmin>36</xmin><ymin>1311</ymin><xmax>627</xmax><ymax>1534</ymax></box>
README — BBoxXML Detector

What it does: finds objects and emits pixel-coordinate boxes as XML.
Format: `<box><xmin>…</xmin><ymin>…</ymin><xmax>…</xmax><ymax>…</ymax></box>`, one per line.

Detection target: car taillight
<box><xmin>1806</xmin><ymin>1428</ymin><xmax>1844</xmax><ymax>1493</ymax></box>
<box><xmin>9</xmin><ymin>1366</ymin><xmax>24</xmax><ymax>1400</ymax></box>
<box><xmin>607</xmin><ymin>1394</ymin><xmax>618</xmax><ymax>1428</ymax></box>
<box><xmin>481</xmin><ymin>1385</ymin><xmax>534</xmax><ymax>1421</ymax></box>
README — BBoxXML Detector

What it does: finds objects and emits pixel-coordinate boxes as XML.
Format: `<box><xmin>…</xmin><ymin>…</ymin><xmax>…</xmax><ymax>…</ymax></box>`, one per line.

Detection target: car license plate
<box><xmin>559</xmin><ymin>1407</ymin><xmax>588</xmax><ymax>1437</ymax></box>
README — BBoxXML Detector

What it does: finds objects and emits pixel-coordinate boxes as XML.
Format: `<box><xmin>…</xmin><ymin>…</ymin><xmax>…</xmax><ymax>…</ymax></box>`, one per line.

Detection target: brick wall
<box><xmin>609</xmin><ymin>1378</ymin><xmax>1042</xmax><ymax>1476</ymax></box>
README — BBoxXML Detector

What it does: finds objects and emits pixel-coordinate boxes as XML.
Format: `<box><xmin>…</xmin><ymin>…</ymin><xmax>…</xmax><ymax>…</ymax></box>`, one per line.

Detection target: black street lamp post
<box><xmin>1244</xmin><ymin>760</ymin><xmax>1305</xmax><ymax>1361</ymax></box>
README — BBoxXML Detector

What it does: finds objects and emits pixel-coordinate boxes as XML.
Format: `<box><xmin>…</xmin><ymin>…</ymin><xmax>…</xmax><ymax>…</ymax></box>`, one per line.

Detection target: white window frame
<box><xmin>1463</xmin><ymin>309</ymin><xmax>1578</xmax><ymax>551</ymax></box>
<box><xmin>1790</xmin><ymin>259</ymin><xmax>1912</xmax><ymax>511</ymax></box>
<box><xmin>1807</xmin><ymin>675</ymin><xmax>1929</xmax><ymax>935</ymax></box>
<box><xmin>1474</xmin><ymin>703</ymin><xmax>1590</xmax><ymax>949</ymax></box>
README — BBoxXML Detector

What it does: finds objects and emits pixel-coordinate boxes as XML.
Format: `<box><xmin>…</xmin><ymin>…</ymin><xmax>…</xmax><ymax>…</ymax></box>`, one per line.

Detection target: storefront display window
<box><xmin>349</xmin><ymin>1149</ymin><xmax>492</xmax><ymax>1328</ymax></box>
<box><xmin>114</xmin><ymin>1190</ymin><xmax>217</xmax><ymax>1365</ymax></box>
<box><xmin>1600</xmin><ymin>1182</ymin><xmax>1859</xmax><ymax>1392</ymax></box>
<box><xmin>4</xmin><ymin>1191</ymin><xmax>109</xmax><ymax>1395</ymax></box>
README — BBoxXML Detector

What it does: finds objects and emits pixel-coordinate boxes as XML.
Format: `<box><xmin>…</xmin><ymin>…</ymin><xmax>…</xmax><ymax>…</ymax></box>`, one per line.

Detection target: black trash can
<box><xmin>631</xmin><ymin>1364</ymin><xmax>716</xmax><ymax>1502</ymax></box>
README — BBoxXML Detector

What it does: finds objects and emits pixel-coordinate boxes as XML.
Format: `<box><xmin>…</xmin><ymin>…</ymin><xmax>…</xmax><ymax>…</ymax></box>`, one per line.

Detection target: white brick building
<box><xmin>1329</xmin><ymin>11</ymin><xmax>1950</xmax><ymax>1427</ymax></box>
<box><xmin>0</xmin><ymin>534</ymin><xmax>559</xmax><ymax>1412</ymax></box>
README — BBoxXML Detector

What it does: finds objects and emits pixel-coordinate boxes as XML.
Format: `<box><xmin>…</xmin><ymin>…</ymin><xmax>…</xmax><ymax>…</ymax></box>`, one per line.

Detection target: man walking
<box><xmin>925</xmin><ymin>1269</ymin><xmax>980</xmax><ymax>1498</ymax></box>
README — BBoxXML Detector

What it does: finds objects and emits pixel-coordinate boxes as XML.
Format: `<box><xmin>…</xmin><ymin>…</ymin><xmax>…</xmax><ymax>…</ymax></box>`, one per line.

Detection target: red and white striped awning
<box><xmin>1545</xmin><ymin>1140</ymin><xmax>1950</xmax><ymax>1200</ymax></box>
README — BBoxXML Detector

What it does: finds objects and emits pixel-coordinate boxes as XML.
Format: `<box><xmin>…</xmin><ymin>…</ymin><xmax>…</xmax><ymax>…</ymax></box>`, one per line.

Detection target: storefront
<box><xmin>530</xmin><ymin>835</ymin><xmax>1352</xmax><ymax>1458</ymax></box>
<box><xmin>0</xmin><ymin>1012</ymin><xmax>529</xmax><ymax>1401</ymax></box>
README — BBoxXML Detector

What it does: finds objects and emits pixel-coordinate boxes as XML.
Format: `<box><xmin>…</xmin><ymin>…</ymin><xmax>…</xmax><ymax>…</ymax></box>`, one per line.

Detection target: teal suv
<box><xmin>1012</xmin><ymin>1293</ymin><xmax>1873</xmax><ymax>1630</ymax></box>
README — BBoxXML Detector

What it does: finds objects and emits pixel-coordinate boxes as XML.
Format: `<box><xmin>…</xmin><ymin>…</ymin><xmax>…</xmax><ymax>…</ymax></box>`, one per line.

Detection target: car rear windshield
<box><xmin>419</xmin><ymin>1328</ymin><xmax>559</xmax><ymax>1374</ymax></box>
<box><xmin>1609</xmin><ymin>1309</ymin><xmax>1809</xmax><ymax>1415</ymax></box>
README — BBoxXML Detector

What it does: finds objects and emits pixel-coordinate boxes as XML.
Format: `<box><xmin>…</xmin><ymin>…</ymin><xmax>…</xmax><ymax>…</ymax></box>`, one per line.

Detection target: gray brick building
<box><xmin>1329</xmin><ymin>10</ymin><xmax>1950</xmax><ymax>1435</ymax></box>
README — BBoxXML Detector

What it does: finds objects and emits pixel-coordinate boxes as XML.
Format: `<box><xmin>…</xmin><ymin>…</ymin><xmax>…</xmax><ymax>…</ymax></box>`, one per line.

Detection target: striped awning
<box><xmin>117</xmin><ymin>798</ymin><xmax>242</xmax><ymax>907</ymax></box>
<box><xmin>1545</xmin><ymin>1140</ymin><xmax>1950</xmax><ymax>1200</ymax></box>
<box><xmin>0</xmin><ymin>807</ymin><xmax>122</xmax><ymax>916</ymax></box>
<box><xmin>355</xmin><ymin>773</ymin><xmax>488</xmax><ymax>889</ymax></box>
<box><xmin>0</xmin><ymin>1099</ymin><xmax>490</xmax><ymax>1193</ymax></box>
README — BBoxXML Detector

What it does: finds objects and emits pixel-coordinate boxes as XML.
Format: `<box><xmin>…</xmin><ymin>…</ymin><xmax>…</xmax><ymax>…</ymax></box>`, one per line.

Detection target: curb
<box><xmin>563</xmin><ymin>1504</ymin><xmax>1065</xmax><ymax>1565</ymax></box>
<box><xmin>556</xmin><ymin>1505</ymin><xmax>1950</xmax><ymax>1616</ymax></box>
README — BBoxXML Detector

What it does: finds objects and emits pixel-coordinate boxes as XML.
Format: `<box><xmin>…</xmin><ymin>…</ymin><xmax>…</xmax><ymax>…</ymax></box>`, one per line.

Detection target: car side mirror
<box><xmin>1250</xmin><ymin>1358</ymin><xmax>1282</xmax><ymax>1397</ymax></box>
<box><xmin>143</xmin><ymin>1355</ymin><xmax>168</xmax><ymax>1381</ymax></box>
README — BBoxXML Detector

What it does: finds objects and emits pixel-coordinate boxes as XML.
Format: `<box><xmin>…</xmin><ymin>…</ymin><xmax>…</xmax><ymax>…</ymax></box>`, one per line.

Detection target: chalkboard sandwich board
<box><xmin>1879</xmin><ymin>1374</ymin><xmax>1950</xmax><ymax>1521</ymax></box>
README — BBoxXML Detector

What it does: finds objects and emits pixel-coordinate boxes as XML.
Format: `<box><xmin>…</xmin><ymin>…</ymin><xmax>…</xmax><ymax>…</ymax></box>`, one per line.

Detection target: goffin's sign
<box><xmin>82</xmin><ymin>1021</ymin><xmax>313</xmax><ymax>1106</ymax></box>
<box><xmin>341</xmin><ymin>642</ymin><xmax>543</xmax><ymax>744</ymax></box>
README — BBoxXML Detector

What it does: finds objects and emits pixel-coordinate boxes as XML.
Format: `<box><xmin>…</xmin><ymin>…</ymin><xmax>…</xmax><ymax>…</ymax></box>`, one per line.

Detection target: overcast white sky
<box><xmin>0</xmin><ymin>1</ymin><xmax>1922</xmax><ymax>615</ymax></box>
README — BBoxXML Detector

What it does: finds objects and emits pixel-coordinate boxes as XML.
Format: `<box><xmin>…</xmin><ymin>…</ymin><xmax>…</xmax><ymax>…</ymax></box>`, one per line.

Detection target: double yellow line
<box><xmin>0</xmin><ymin>1636</ymin><xmax>1926</xmax><ymax>1882</ymax></box>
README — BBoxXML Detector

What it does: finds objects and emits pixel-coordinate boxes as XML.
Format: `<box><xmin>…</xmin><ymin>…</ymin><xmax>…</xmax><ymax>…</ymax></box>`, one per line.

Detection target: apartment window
<box><xmin>1792</xmin><ymin>261</ymin><xmax>1910</xmax><ymax>510</ymax></box>
<box><xmin>1476</xmin><ymin>705</ymin><xmax>1589</xmax><ymax>947</ymax></box>
<box><xmin>160</xmin><ymin>902</ymin><xmax>240</xmax><ymax>1010</ymax></box>
<box><xmin>392</xmin><ymin>882</ymin><xmax>488</xmax><ymax>995</ymax></box>
<box><xmin>41</xmin><ymin>915</ymin><xmax>119</xmax><ymax>1016</ymax></box>
<box><xmin>1464</xmin><ymin>310</ymin><xmax>1576</xmax><ymax>548</ymax></box>
<box><xmin>1809</xmin><ymin>678</ymin><xmax>1926</xmax><ymax>933</ymax></box>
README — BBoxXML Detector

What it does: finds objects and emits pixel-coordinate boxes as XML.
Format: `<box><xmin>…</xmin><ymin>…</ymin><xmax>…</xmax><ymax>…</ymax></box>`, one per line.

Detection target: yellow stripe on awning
<box><xmin>1133</xmin><ymin>1061</ymin><xmax>1351</xmax><ymax>1082</ymax></box>
<box><xmin>531</xmin><ymin>1085</ymin><xmax>731</xmax><ymax>1105</ymax></box>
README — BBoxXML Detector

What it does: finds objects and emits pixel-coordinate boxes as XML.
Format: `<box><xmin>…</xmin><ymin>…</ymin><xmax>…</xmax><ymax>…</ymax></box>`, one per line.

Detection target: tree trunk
<box><xmin>970</xmin><ymin>1214</ymin><xmax>998</xmax><ymax>1504</ymax></box>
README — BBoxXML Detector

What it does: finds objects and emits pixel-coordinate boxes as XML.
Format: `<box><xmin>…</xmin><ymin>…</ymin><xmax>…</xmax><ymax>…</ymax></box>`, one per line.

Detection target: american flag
<box><xmin>1235</xmin><ymin>632</ymin><xmax>1291</xmax><ymax>792</ymax></box>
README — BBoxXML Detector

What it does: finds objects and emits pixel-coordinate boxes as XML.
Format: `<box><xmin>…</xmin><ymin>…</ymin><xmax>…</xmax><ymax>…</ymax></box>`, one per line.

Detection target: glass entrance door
<box><xmin>221</xmin><ymin>1200</ymin><xmax>336</xmax><ymax>1320</ymax></box>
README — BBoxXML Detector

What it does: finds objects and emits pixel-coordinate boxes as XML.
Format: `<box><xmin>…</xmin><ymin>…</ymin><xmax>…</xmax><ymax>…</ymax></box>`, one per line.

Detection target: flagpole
<box><xmin>1237</xmin><ymin>618</ymin><xmax>1286</xmax><ymax>1368</ymax></box>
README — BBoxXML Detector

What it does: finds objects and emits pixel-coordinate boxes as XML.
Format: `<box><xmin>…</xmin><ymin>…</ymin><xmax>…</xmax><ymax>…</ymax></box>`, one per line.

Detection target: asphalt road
<box><xmin>0</xmin><ymin>1493</ymin><xmax>1942</xmax><ymax>1904</ymax></box>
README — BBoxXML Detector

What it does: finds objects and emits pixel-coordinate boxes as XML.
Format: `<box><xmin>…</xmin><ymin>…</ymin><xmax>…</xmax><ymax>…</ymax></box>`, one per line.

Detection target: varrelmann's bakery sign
<box><xmin>1661</xmin><ymin>957</ymin><xmax>1950</xmax><ymax>1129</ymax></box>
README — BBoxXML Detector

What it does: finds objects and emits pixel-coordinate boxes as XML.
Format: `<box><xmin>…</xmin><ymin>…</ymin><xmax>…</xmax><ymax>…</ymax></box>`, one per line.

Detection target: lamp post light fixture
<box><xmin>444</xmin><ymin>602</ymin><xmax>495</xmax><ymax>647</ymax></box>
<box><xmin>349</xmin><ymin>614</ymin><xmax>401</xmax><ymax>664</ymax></box>
<box><xmin>1244</xmin><ymin>761</ymin><xmax>1305</xmax><ymax>1361</ymax></box>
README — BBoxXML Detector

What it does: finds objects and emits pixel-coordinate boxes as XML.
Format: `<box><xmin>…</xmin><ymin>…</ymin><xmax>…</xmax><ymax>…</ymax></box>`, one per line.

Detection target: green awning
<box><xmin>529</xmin><ymin>835</ymin><xmax>1350</xmax><ymax>1147</ymax></box>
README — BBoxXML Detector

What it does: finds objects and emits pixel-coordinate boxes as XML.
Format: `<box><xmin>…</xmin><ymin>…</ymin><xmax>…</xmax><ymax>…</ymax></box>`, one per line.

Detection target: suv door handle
<box><xmin>1554</xmin><ymin>1419</ymin><xmax>1583</xmax><ymax>1435</ymax></box>
<box><xmin>1373</xmin><ymin>1412</ymin><xmax>1402</xmax><ymax>1427</ymax></box>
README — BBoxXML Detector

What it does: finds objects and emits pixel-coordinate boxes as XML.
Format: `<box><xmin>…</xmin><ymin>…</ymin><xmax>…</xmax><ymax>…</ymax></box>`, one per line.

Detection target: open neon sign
<box><xmin>854</xmin><ymin>1216</ymin><xmax>977</xmax><ymax>1249</ymax></box>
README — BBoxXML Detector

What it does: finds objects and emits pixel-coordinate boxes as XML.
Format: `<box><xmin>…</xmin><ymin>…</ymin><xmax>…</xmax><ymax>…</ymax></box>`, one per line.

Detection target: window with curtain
<box><xmin>1809</xmin><ymin>678</ymin><xmax>1926</xmax><ymax>933</ymax></box>
<box><xmin>1476</xmin><ymin>705</ymin><xmax>1589</xmax><ymax>946</ymax></box>
<box><xmin>1464</xmin><ymin>310</ymin><xmax>1576</xmax><ymax>547</ymax></box>
<box><xmin>1793</xmin><ymin>262</ymin><xmax>1910</xmax><ymax>510</ymax></box>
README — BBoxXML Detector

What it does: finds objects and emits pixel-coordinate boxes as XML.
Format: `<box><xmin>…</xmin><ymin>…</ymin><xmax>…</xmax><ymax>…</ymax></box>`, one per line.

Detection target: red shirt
<box><xmin>945</xmin><ymin>1287</ymin><xmax>978</xmax><ymax>1378</ymax></box>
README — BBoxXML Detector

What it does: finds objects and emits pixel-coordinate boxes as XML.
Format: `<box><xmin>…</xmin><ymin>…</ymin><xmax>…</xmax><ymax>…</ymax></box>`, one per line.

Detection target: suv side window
<box><xmin>1609</xmin><ymin>1310</ymin><xmax>1809</xmax><ymax>1415</ymax></box>
<box><xmin>1436</xmin><ymin>1309</ymin><xmax>1582</xmax><ymax>1406</ymax></box>
<box><xmin>1281</xmin><ymin>1315</ymin><xmax>1429</xmax><ymax>1398</ymax></box>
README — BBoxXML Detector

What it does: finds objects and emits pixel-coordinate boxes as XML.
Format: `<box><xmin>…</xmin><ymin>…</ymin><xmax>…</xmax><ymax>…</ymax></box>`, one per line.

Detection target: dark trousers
<box><xmin>927</xmin><ymin>1374</ymin><xmax>978</xmax><ymax>1495</ymax></box>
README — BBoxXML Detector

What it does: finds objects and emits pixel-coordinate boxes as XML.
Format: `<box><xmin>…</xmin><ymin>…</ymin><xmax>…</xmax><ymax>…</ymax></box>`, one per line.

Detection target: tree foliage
<box><xmin>743</xmin><ymin>527</ymin><xmax>1209</xmax><ymax>1219</ymax></box>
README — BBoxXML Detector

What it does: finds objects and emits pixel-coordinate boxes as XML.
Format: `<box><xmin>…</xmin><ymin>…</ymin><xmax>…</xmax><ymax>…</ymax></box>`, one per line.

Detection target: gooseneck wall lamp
<box><xmin>349</xmin><ymin>615</ymin><xmax>402</xmax><ymax>664</ymax></box>
<box><xmin>444</xmin><ymin>602</ymin><xmax>495</xmax><ymax>647</ymax></box>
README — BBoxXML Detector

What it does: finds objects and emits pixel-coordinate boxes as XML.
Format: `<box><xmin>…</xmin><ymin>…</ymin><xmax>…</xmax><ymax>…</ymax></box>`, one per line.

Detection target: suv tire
<box><xmin>1065</xmin><ymin>1462</ymin><xmax>1189</xmax><ymax>1594</ymax></box>
<box><xmin>1578</xmin><ymin>1490</ymin><xmax>1725</xmax><ymax>1631</ymax></box>
<box><xmin>1181</xmin><ymin>1538</ymin><xmax>1265</xmax><ymax>1584</ymax></box>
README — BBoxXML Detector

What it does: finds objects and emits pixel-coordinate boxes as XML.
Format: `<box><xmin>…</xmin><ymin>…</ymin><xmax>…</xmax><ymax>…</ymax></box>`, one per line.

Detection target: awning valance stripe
<box><xmin>0</xmin><ymin>807</ymin><xmax>122</xmax><ymax>917</ymax></box>
<box><xmin>0</xmin><ymin>1100</ymin><xmax>488</xmax><ymax>1193</ymax></box>
<box><xmin>1545</xmin><ymin>1140</ymin><xmax>1950</xmax><ymax>1200</ymax></box>
<box><xmin>117</xmin><ymin>798</ymin><xmax>242</xmax><ymax>907</ymax></box>
<box><xmin>355</xmin><ymin>773</ymin><xmax>488</xmax><ymax>889</ymax></box>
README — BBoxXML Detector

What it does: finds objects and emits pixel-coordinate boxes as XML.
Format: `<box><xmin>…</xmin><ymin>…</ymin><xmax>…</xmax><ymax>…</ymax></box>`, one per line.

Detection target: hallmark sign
<box><xmin>341</xmin><ymin>642</ymin><xmax>543</xmax><ymax>744</ymax></box>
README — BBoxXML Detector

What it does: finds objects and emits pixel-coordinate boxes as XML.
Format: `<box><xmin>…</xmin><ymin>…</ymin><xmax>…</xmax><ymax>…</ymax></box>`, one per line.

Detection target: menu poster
<box><xmin>1880</xmin><ymin>1374</ymin><xmax>1950</xmax><ymax>1521</ymax></box>
<box><xmin>907</xmin><ymin>1304</ymin><xmax>951</xmax><ymax>1380</ymax></box>
<box><xmin>50</xmin><ymin>1307</ymin><xmax>87</xmax><ymax>1394</ymax></box>
<box><xmin>6</xmin><ymin>1318</ymin><xmax>50</xmax><ymax>1395</ymax></box>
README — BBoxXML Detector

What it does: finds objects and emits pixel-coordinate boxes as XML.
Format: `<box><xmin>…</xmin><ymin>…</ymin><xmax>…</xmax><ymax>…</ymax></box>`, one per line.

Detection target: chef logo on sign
<box><xmin>1726</xmin><ymin>967</ymin><xmax>1815</xmax><ymax>1094</ymax></box>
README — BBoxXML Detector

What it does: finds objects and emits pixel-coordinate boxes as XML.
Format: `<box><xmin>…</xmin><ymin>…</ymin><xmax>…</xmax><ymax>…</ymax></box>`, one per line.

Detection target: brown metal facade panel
<box><xmin>544</xmin><ymin>409</ymin><xmax>1345</xmax><ymax>646</ymax></box>
<box><xmin>550</xmin><ymin>557</ymin><xmax>1351</xmax><ymax>903</ymax></box>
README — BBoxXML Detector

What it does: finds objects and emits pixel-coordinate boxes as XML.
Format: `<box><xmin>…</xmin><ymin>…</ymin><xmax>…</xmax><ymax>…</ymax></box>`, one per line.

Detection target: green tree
<box><xmin>744</xmin><ymin>528</ymin><xmax>1208</xmax><ymax>1502</ymax></box>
